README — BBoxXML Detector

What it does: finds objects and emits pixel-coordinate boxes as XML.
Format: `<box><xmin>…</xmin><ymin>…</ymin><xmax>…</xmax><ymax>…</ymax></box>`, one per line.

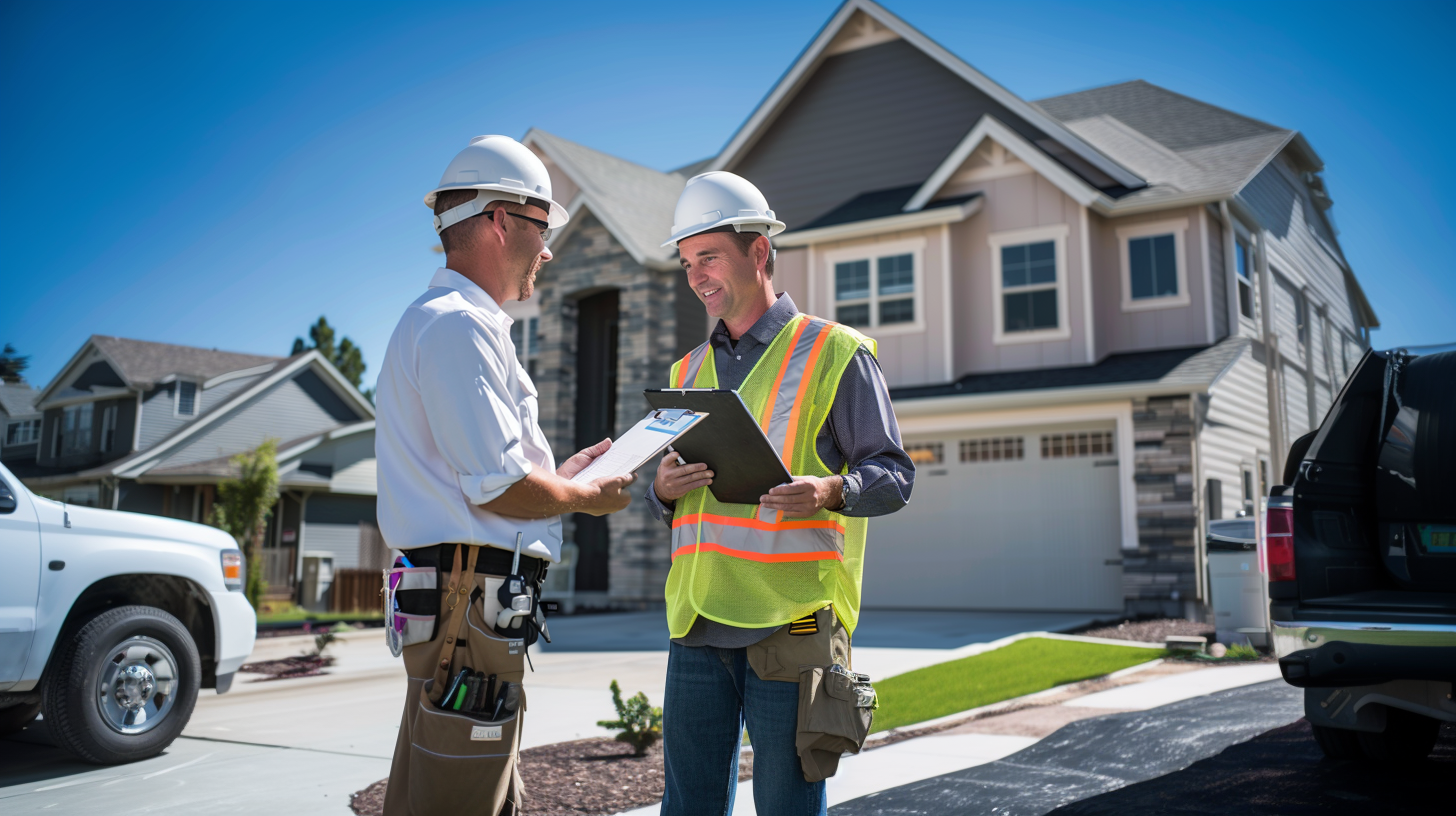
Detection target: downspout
<box><xmin>1190</xmin><ymin>390</ymin><xmax>1208</xmax><ymax>621</ymax></box>
<box><xmin>1302</xmin><ymin>287</ymin><xmax>1319</xmax><ymax>430</ymax></box>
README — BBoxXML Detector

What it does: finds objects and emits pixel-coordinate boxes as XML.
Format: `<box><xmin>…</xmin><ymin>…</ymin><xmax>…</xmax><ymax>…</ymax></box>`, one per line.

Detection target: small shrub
<box><xmin>1226</xmin><ymin>642</ymin><xmax>1260</xmax><ymax>660</ymax></box>
<box><xmin>313</xmin><ymin>622</ymin><xmax>352</xmax><ymax>656</ymax></box>
<box><xmin>597</xmin><ymin>679</ymin><xmax>663</xmax><ymax>756</ymax></box>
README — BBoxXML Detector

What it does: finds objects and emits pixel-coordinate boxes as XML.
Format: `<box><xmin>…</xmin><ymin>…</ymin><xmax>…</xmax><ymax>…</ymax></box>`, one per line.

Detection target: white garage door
<box><xmin>863</xmin><ymin>428</ymin><xmax>1123</xmax><ymax>612</ymax></box>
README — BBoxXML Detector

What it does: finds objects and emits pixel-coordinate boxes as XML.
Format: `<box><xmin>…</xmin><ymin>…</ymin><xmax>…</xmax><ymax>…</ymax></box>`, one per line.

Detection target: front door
<box><xmin>0</xmin><ymin>466</ymin><xmax>41</xmax><ymax>685</ymax></box>
<box><xmin>573</xmin><ymin>290</ymin><xmax>619</xmax><ymax>593</ymax></box>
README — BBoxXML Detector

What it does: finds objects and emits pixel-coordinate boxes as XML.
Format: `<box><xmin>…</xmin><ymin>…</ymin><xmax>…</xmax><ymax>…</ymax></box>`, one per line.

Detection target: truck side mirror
<box><xmin>0</xmin><ymin>480</ymin><xmax>16</xmax><ymax>514</ymax></box>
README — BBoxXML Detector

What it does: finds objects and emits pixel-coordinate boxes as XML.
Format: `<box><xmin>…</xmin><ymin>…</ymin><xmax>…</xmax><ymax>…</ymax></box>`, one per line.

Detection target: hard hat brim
<box><xmin>661</xmin><ymin>216</ymin><xmax>786</xmax><ymax>248</ymax></box>
<box><xmin>424</xmin><ymin>183</ymin><xmax>569</xmax><ymax>229</ymax></box>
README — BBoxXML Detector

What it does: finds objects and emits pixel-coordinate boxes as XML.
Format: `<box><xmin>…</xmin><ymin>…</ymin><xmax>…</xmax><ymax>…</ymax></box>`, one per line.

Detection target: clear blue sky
<box><xmin>3</xmin><ymin>0</ymin><xmax>1452</xmax><ymax>392</ymax></box>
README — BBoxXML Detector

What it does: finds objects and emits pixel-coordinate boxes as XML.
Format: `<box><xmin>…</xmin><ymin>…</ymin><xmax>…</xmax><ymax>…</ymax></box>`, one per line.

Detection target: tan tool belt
<box><xmin>745</xmin><ymin>606</ymin><xmax>876</xmax><ymax>782</ymax></box>
<box><xmin>402</xmin><ymin>545</ymin><xmax>528</xmax><ymax>814</ymax></box>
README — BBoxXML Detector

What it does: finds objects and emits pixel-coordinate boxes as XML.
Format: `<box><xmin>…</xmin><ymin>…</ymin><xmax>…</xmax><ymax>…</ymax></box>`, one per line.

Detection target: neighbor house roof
<box><xmin>1032</xmin><ymin>80</ymin><xmax>1309</xmax><ymax>212</ymax></box>
<box><xmin>90</xmin><ymin>335</ymin><xmax>281</xmax><ymax>389</ymax></box>
<box><xmin>526</xmin><ymin>129</ymin><xmax>686</xmax><ymax>269</ymax></box>
<box><xmin>0</xmin><ymin>384</ymin><xmax>39</xmax><ymax>418</ymax></box>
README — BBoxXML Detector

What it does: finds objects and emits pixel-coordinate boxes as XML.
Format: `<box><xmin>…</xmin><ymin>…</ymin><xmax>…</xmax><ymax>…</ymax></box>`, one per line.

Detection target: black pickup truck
<box><xmin>1270</xmin><ymin>344</ymin><xmax>1456</xmax><ymax>761</ymax></box>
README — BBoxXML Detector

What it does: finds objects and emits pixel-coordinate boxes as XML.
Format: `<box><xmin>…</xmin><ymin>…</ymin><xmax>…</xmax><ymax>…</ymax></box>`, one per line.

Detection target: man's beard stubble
<box><xmin>518</xmin><ymin>253</ymin><xmax>543</xmax><ymax>300</ymax></box>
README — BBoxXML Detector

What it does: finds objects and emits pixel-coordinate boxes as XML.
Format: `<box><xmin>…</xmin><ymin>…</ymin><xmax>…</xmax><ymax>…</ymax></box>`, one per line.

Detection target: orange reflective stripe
<box><xmin>674</xmin><ymin>353</ymin><xmax>692</xmax><ymax>387</ymax></box>
<box><xmin>671</xmin><ymin>542</ymin><xmax>844</xmax><ymax>563</ymax></box>
<box><xmin>672</xmin><ymin>512</ymin><xmax>846</xmax><ymax>534</ymax></box>
<box><xmin>779</xmin><ymin>323</ymin><xmax>833</xmax><ymax>470</ymax></box>
<box><xmin>758</xmin><ymin>316</ymin><xmax>808</xmax><ymax>433</ymax></box>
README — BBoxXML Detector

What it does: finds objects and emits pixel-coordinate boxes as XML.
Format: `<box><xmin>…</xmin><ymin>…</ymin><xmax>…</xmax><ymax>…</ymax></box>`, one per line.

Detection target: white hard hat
<box><xmin>661</xmin><ymin>171</ymin><xmax>786</xmax><ymax>248</ymax></box>
<box><xmin>425</xmin><ymin>135</ymin><xmax>569</xmax><ymax>234</ymax></box>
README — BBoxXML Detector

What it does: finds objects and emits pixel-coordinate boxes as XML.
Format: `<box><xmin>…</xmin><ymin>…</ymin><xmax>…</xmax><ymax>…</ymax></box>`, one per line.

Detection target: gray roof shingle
<box><xmin>0</xmin><ymin>384</ymin><xmax>40</xmax><ymax>417</ymax></box>
<box><xmin>90</xmin><ymin>335</ymin><xmax>281</xmax><ymax>389</ymax></box>
<box><xmin>529</xmin><ymin>130</ymin><xmax>685</xmax><ymax>267</ymax></box>
<box><xmin>1033</xmin><ymin>80</ymin><xmax>1295</xmax><ymax>206</ymax></box>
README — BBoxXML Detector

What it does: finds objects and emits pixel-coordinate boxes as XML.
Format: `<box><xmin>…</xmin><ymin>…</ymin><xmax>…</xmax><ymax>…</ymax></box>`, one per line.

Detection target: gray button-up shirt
<box><xmin>647</xmin><ymin>293</ymin><xmax>914</xmax><ymax>647</ymax></box>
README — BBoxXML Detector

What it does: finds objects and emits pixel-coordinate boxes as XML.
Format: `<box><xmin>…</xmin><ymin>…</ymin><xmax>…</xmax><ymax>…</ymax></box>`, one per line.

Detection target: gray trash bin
<box><xmin>1207</xmin><ymin>519</ymin><xmax>1268</xmax><ymax>647</ymax></box>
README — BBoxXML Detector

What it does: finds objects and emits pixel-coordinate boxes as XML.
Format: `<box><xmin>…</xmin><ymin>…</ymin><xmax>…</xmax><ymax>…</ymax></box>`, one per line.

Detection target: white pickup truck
<box><xmin>0</xmin><ymin>461</ymin><xmax>256</xmax><ymax>764</ymax></box>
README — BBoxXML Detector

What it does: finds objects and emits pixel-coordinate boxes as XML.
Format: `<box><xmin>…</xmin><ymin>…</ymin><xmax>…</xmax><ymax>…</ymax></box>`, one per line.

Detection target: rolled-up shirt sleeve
<box><xmin>415</xmin><ymin>311</ymin><xmax>534</xmax><ymax>505</ymax></box>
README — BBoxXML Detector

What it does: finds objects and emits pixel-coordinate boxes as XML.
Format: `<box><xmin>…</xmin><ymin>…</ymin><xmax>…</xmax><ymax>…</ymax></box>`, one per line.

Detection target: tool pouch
<box><xmin>403</xmin><ymin>545</ymin><xmax>527</xmax><ymax>815</ymax></box>
<box><xmin>796</xmin><ymin>664</ymin><xmax>876</xmax><ymax>783</ymax></box>
<box><xmin>745</xmin><ymin>606</ymin><xmax>850</xmax><ymax>683</ymax></box>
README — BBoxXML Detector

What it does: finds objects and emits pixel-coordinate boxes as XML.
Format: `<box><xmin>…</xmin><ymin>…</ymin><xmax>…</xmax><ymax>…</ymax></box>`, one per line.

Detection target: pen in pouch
<box><xmin>463</xmin><ymin>674</ymin><xmax>480</xmax><ymax>712</ymax></box>
<box><xmin>469</xmin><ymin>671</ymin><xmax>486</xmax><ymax>711</ymax></box>
<box><xmin>451</xmin><ymin>672</ymin><xmax>472</xmax><ymax>711</ymax></box>
<box><xmin>483</xmin><ymin>674</ymin><xmax>497</xmax><ymax>712</ymax></box>
<box><xmin>441</xmin><ymin>668</ymin><xmax>469</xmax><ymax>710</ymax></box>
<box><xmin>492</xmin><ymin>681</ymin><xmax>511</xmax><ymax>720</ymax></box>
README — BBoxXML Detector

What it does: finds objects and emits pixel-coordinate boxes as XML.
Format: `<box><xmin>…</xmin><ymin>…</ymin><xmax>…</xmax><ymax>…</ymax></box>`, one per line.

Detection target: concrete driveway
<box><xmin>0</xmin><ymin>608</ymin><xmax>1098</xmax><ymax>814</ymax></box>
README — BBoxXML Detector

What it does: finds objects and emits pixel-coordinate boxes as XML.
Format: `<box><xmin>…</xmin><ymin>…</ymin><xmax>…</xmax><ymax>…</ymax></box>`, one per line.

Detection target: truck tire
<box><xmin>1356</xmin><ymin>706</ymin><xmax>1440</xmax><ymax>762</ymax></box>
<box><xmin>1310</xmin><ymin>723</ymin><xmax>1363</xmax><ymax>760</ymax></box>
<box><xmin>41</xmin><ymin>605</ymin><xmax>202</xmax><ymax>765</ymax></box>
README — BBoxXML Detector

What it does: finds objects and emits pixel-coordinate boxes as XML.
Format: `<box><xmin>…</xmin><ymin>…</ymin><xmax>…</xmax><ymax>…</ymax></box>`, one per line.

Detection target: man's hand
<box><xmin>557</xmin><ymin>437</ymin><xmax>612</xmax><ymax>480</ymax></box>
<box><xmin>583</xmin><ymin>473</ymin><xmax>634</xmax><ymax>515</ymax></box>
<box><xmin>759</xmin><ymin>475</ymin><xmax>842</xmax><ymax>518</ymax></box>
<box><xmin>653</xmin><ymin>450</ymin><xmax>713</xmax><ymax>503</ymax></box>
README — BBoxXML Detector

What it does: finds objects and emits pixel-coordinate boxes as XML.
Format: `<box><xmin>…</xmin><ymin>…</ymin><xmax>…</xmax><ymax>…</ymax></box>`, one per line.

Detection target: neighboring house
<box><xmin>19</xmin><ymin>336</ymin><xmax>381</xmax><ymax>600</ymax></box>
<box><xmin>514</xmin><ymin>0</ymin><xmax>1375</xmax><ymax>618</ymax></box>
<box><xmin>0</xmin><ymin>383</ymin><xmax>43</xmax><ymax>476</ymax></box>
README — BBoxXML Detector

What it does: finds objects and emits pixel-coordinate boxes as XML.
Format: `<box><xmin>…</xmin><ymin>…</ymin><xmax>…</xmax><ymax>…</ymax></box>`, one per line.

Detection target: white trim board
<box><xmin>907</xmin><ymin>116</ymin><xmax>1102</xmax><ymax>212</ymax></box>
<box><xmin>775</xmin><ymin>195</ymin><xmax>980</xmax><ymax>247</ymax></box>
<box><xmin>988</xmin><ymin>224</ymin><xmax>1072</xmax><ymax>345</ymax></box>
<box><xmin>1116</xmin><ymin>217</ymin><xmax>1191</xmax><ymax>312</ymax></box>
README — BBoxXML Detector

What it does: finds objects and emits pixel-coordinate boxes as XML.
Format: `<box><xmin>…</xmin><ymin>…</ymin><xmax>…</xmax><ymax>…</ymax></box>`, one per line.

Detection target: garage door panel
<box><xmin>863</xmin><ymin>437</ymin><xmax>1122</xmax><ymax>612</ymax></box>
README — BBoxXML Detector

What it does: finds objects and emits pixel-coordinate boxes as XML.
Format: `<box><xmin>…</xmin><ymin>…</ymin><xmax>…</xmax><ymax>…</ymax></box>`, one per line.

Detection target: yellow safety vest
<box><xmin>664</xmin><ymin>313</ymin><xmax>876</xmax><ymax>639</ymax></box>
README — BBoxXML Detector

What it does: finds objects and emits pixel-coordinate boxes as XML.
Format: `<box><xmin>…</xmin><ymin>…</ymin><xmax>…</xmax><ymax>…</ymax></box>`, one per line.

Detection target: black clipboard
<box><xmin>644</xmin><ymin>389</ymin><xmax>793</xmax><ymax>504</ymax></box>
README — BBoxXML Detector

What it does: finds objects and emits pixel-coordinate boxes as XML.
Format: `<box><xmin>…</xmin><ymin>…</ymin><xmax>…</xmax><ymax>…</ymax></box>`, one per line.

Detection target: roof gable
<box><xmin>711</xmin><ymin>0</ymin><xmax>1142</xmax><ymax>222</ymax></box>
<box><xmin>526</xmin><ymin>129</ymin><xmax>684</xmax><ymax>269</ymax></box>
<box><xmin>38</xmin><ymin>334</ymin><xmax>280</xmax><ymax>404</ymax></box>
<box><xmin>0</xmin><ymin>384</ymin><xmax>39</xmax><ymax>418</ymax></box>
<box><xmin>906</xmin><ymin>115</ymin><xmax>1102</xmax><ymax>213</ymax></box>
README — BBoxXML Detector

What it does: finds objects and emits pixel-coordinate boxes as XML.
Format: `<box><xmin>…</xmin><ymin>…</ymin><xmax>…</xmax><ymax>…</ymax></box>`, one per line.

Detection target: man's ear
<box><xmin>754</xmin><ymin>234</ymin><xmax>771</xmax><ymax>273</ymax></box>
<box><xmin>483</xmin><ymin>208</ymin><xmax>509</xmax><ymax>245</ymax></box>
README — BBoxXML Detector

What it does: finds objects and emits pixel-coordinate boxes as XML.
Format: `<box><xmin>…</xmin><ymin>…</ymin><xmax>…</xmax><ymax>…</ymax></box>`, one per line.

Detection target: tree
<box><xmin>597</xmin><ymin>679</ymin><xmax>663</xmax><ymax>756</ymax></box>
<box><xmin>292</xmin><ymin>316</ymin><xmax>368</xmax><ymax>395</ymax></box>
<box><xmin>0</xmin><ymin>343</ymin><xmax>29</xmax><ymax>384</ymax></box>
<box><xmin>211</xmin><ymin>440</ymin><xmax>281</xmax><ymax>609</ymax></box>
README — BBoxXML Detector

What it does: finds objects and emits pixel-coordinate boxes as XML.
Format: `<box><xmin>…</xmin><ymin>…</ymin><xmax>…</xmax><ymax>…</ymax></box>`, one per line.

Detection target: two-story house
<box><xmin>18</xmin><ymin>335</ymin><xmax>383</xmax><ymax>600</ymax></box>
<box><xmin>506</xmin><ymin>0</ymin><xmax>1376</xmax><ymax>618</ymax></box>
<box><xmin>0</xmin><ymin>383</ymin><xmax>43</xmax><ymax>477</ymax></box>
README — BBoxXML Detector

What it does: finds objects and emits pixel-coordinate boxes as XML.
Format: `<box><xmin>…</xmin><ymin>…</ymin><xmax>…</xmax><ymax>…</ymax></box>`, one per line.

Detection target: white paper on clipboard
<box><xmin>569</xmin><ymin>409</ymin><xmax>708</xmax><ymax>483</ymax></box>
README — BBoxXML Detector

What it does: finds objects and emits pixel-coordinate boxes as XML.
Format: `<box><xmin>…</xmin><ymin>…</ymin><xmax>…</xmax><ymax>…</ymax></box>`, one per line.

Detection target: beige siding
<box><xmin>773</xmin><ymin>246</ymin><xmax>810</xmax><ymax>309</ymax></box>
<box><xmin>1092</xmin><ymin>205</ymin><xmax>1217</xmax><ymax>356</ymax></box>
<box><xmin>947</xmin><ymin>172</ymin><xmax>1092</xmax><ymax>375</ymax></box>
<box><xmin>1200</xmin><ymin>343</ymin><xmax>1269</xmax><ymax>520</ymax></box>
<box><xmin>805</xmin><ymin>226</ymin><xmax>952</xmax><ymax>388</ymax></box>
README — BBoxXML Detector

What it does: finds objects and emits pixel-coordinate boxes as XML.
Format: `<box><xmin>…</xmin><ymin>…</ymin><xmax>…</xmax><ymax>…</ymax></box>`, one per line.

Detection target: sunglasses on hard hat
<box><xmin>484</xmin><ymin>210</ymin><xmax>552</xmax><ymax>242</ymax></box>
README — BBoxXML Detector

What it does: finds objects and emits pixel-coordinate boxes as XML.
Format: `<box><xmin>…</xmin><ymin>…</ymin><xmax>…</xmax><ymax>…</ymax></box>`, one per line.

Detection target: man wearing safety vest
<box><xmin>647</xmin><ymin>171</ymin><xmax>915</xmax><ymax>815</ymax></box>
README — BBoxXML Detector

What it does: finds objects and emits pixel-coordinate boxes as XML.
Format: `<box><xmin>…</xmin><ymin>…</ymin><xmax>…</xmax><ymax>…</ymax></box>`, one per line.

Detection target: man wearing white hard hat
<box><xmin>375</xmin><ymin>135</ymin><xmax>634</xmax><ymax>815</ymax></box>
<box><xmin>647</xmin><ymin>171</ymin><xmax>914</xmax><ymax>815</ymax></box>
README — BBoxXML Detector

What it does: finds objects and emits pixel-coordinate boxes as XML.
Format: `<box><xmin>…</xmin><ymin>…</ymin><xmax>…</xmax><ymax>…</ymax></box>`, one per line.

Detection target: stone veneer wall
<box><xmin>533</xmin><ymin>212</ymin><xmax>698</xmax><ymax>607</ymax></box>
<box><xmin>1125</xmin><ymin>395</ymin><xmax>1200</xmax><ymax>618</ymax></box>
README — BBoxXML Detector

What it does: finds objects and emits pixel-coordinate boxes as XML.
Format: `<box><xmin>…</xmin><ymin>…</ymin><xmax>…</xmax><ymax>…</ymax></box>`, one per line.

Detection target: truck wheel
<box><xmin>1310</xmin><ymin>723</ymin><xmax>1363</xmax><ymax>760</ymax></box>
<box><xmin>0</xmin><ymin>701</ymin><xmax>41</xmax><ymax>735</ymax></box>
<box><xmin>1356</xmin><ymin>707</ymin><xmax>1440</xmax><ymax>762</ymax></box>
<box><xmin>41</xmin><ymin>605</ymin><xmax>201</xmax><ymax>765</ymax></box>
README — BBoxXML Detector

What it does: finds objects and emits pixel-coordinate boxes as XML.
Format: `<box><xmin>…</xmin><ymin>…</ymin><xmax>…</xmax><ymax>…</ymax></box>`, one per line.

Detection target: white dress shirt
<box><xmin>376</xmin><ymin>268</ymin><xmax>561</xmax><ymax>561</ymax></box>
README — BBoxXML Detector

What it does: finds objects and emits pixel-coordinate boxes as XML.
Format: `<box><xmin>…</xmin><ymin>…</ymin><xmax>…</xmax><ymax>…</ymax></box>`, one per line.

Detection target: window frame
<box><xmin>822</xmin><ymin>237</ymin><xmax>926</xmax><ymax>336</ymax></box>
<box><xmin>6</xmin><ymin>418</ymin><xmax>41</xmax><ymax>446</ymax></box>
<box><xmin>989</xmin><ymin>224</ymin><xmax>1070</xmax><ymax>344</ymax></box>
<box><xmin>1117</xmin><ymin>218</ymin><xmax>1189</xmax><ymax>312</ymax></box>
<box><xmin>1233</xmin><ymin>237</ymin><xmax>1257</xmax><ymax>323</ymax></box>
<box><xmin>174</xmin><ymin>380</ymin><xmax>199</xmax><ymax>418</ymax></box>
<box><xmin>60</xmin><ymin>402</ymin><xmax>94</xmax><ymax>455</ymax></box>
<box><xmin>101</xmin><ymin>403</ymin><xmax>117</xmax><ymax>453</ymax></box>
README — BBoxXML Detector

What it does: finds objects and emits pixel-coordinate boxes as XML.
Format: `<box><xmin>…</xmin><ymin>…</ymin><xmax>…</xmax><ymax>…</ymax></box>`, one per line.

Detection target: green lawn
<box><xmin>870</xmin><ymin>637</ymin><xmax>1166</xmax><ymax>733</ymax></box>
<box><xmin>255</xmin><ymin>601</ymin><xmax>383</xmax><ymax>627</ymax></box>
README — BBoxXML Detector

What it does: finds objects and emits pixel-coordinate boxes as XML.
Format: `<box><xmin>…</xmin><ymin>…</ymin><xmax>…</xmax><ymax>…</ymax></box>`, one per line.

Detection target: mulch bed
<box><xmin>237</xmin><ymin>654</ymin><xmax>335</xmax><ymax>681</ymax></box>
<box><xmin>1077</xmin><ymin>617</ymin><xmax>1216</xmax><ymax>644</ymax></box>
<box><xmin>350</xmin><ymin>738</ymin><xmax>753</xmax><ymax>816</ymax></box>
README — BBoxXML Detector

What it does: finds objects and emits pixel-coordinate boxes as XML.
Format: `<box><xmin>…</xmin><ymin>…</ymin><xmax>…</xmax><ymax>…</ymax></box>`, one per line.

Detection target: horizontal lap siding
<box><xmin>153</xmin><ymin>375</ymin><xmax>345</xmax><ymax>468</ymax></box>
<box><xmin>302</xmin><ymin>523</ymin><xmax>362</xmax><ymax>569</ymax></box>
<box><xmin>1201</xmin><ymin>345</ymin><xmax>1268</xmax><ymax>521</ymax></box>
<box><xmin>732</xmin><ymin>39</ymin><xmax>1048</xmax><ymax>229</ymax></box>
<box><xmin>136</xmin><ymin>375</ymin><xmax>262</xmax><ymax>450</ymax></box>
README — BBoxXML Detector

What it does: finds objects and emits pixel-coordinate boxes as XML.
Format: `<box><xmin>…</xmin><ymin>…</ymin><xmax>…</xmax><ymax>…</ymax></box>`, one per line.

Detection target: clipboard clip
<box><xmin>652</xmin><ymin>409</ymin><xmax>692</xmax><ymax>422</ymax></box>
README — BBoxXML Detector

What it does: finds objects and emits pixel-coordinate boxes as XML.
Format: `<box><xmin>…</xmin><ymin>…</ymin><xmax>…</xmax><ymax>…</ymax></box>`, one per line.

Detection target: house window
<box><xmin>1000</xmin><ymin>242</ymin><xmax>1058</xmax><ymax>332</ymax></box>
<box><xmin>5</xmin><ymin>419</ymin><xmax>41</xmax><ymax>445</ymax></box>
<box><xmin>176</xmin><ymin>381</ymin><xmax>198</xmax><ymax>417</ymax></box>
<box><xmin>1235</xmin><ymin>240</ymin><xmax>1255</xmax><ymax>320</ymax></box>
<box><xmin>1040</xmin><ymin>431</ymin><xmax>1114</xmax><ymax>459</ymax></box>
<box><xmin>60</xmin><ymin>403</ymin><xmax>93</xmax><ymax>454</ymax></box>
<box><xmin>1294</xmin><ymin>294</ymin><xmax>1309</xmax><ymax>348</ymax></box>
<box><xmin>1241</xmin><ymin>465</ymin><xmax>1257</xmax><ymax>516</ymax></box>
<box><xmin>101</xmin><ymin>404</ymin><xmax>117</xmax><ymax>453</ymax></box>
<box><xmin>960</xmin><ymin>436</ymin><xmax>1024</xmax><ymax>462</ymax></box>
<box><xmin>834</xmin><ymin>253</ymin><xmax>916</xmax><ymax>329</ymax></box>
<box><xmin>904</xmin><ymin>442</ymin><xmax>943</xmax><ymax>465</ymax></box>
<box><xmin>1128</xmin><ymin>234</ymin><xmax>1178</xmax><ymax>300</ymax></box>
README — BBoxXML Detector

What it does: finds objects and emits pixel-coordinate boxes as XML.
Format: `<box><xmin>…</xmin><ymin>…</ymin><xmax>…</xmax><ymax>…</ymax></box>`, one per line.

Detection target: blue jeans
<box><xmin>661</xmin><ymin>641</ymin><xmax>826</xmax><ymax>816</ymax></box>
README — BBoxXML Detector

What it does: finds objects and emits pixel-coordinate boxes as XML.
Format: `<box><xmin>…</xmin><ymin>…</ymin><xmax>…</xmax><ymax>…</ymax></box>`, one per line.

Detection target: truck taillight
<box><xmin>1266</xmin><ymin>499</ymin><xmax>1295</xmax><ymax>583</ymax></box>
<box><xmin>221</xmin><ymin>550</ymin><xmax>244</xmax><ymax>591</ymax></box>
